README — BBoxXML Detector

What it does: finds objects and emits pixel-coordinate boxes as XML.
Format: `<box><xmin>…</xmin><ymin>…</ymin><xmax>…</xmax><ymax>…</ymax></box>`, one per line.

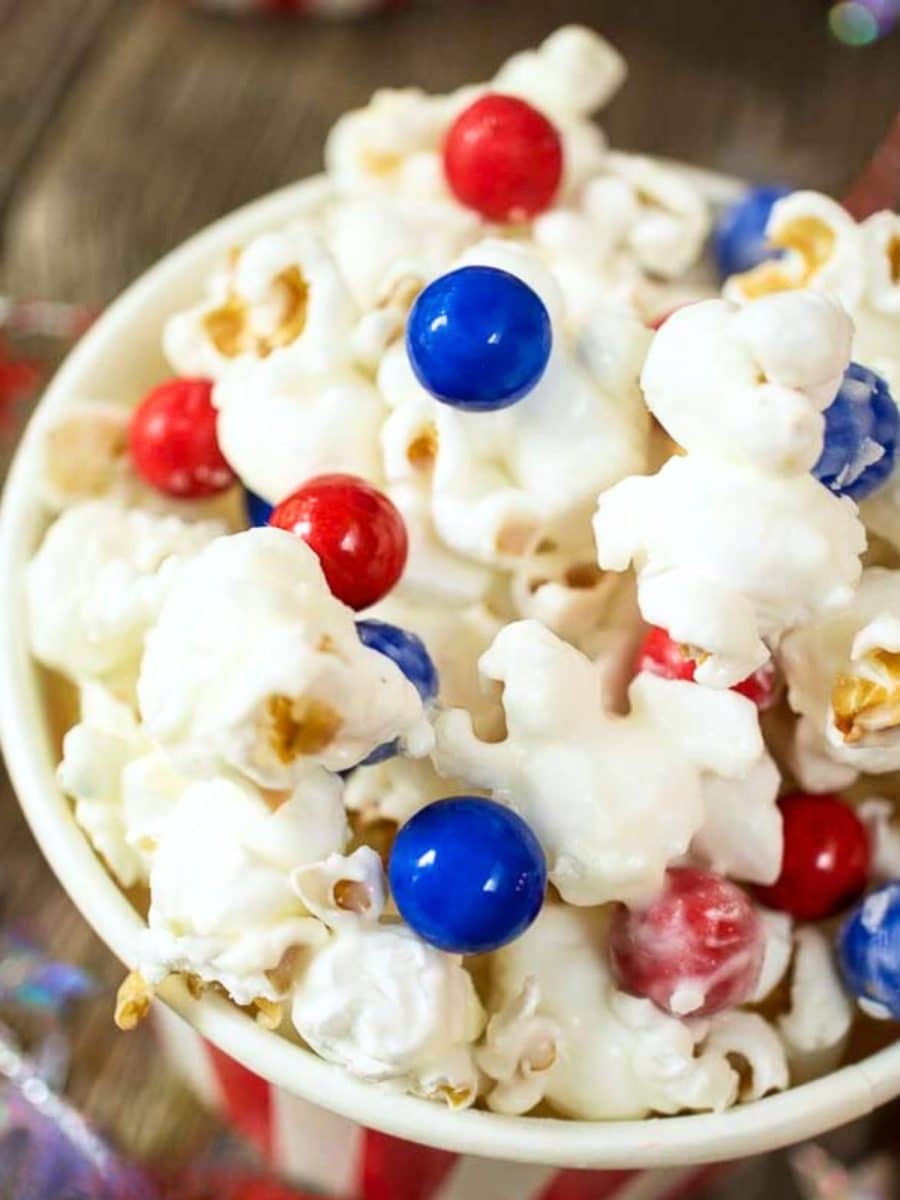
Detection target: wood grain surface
<box><xmin>0</xmin><ymin>0</ymin><xmax>898</xmax><ymax>1185</ymax></box>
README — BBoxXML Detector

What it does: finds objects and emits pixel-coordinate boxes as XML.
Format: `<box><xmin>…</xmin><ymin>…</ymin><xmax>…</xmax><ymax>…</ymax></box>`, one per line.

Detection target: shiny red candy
<box><xmin>129</xmin><ymin>376</ymin><xmax>235</xmax><ymax>498</ymax></box>
<box><xmin>609</xmin><ymin>867</ymin><xmax>764</xmax><ymax>1017</ymax></box>
<box><xmin>753</xmin><ymin>793</ymin><xmax>870</xmax><ymax>921</ymax></box>
<box><xmin>635</xmin><ymin>625</ymin><xmax>778</xmax><ymax>710</ymax></box>
<box><xmin>443</xmin><ymin>93</ymin><xmax>563</xmax><ymax>223</ymax></box>
<box><xmin>270</xmin><ymin>473</ymin><xmax>408</xmax><ymax>610</ymax></box>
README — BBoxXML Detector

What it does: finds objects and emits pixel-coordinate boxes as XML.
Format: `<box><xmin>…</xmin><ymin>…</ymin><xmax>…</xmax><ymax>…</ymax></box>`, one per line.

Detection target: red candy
<box><xmin>635</xmin><ymin>625</ymin><xmax>779</xmax><ymax>711</ymax></box>
<box><xmin>443</xmin><ymin>93</ymin><xmax>563</xmax><ymax>223</ymax></box>
<box><xmin>129</xmin><ymin>376</ymin><xmax>235</xmax><ymax>498</ymax></box>
<box><xmin>609</xmin><ymin>867</ymin><xmax>764</xmax><ymax>1017</ymax></box>
<box><xmin>753</xmin><ymin>793</ymin><xmax>870</xmax><ymax>922</ymax></box>
<box><xmin>270</xmin><ymin>473</ymin><xmax>407</xmax><ymax>610</ymax></box>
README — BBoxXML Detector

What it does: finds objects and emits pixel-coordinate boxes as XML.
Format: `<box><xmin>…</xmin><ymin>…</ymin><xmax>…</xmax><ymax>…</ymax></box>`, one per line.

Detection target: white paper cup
<box><xmin>2</xmin><ymin>173</ymin><xmax>899</xmax><ymax>1169</ymax></box>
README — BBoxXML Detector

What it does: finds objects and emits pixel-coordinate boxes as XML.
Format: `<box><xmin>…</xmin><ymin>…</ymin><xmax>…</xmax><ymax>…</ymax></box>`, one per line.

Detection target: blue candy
<box><xmin>244</xmin><ymin>488</ymin><xmax>274</xmax><ymax>527</ymax></box>
<box><xmin>356</xmin><ymin>619</ymin><xmax>439</xmax><ymax>766</ymax></box>
<box><xmin>713</xmin><ymin>185</ymin><xmax>791</xmax><ymax>280</ymax></box>
<box><xmin>813</xmin><ymin>362</ymin><xmax>898</xmax><ymax>501</ymax></box>
<box><xmin>837</xmin><ymin>882</ymin><xmax>900</xmax><ymax>1019</ymax></box>
<box><xmin>389</xmin><ymin>796</ymin><xmax>547</xmax><ymax>955</ymax></box>
<box><xmin>406</xmin><ymin>265</ymin><xmax>552</xmax><ymax>412</ymax></box>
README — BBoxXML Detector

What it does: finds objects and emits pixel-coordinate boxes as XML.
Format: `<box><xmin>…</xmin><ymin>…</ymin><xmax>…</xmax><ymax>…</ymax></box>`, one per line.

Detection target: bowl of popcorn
<box><xmin>4</xmin><ymin>24</ymin><xmax>900</xmax><ymax>1169</ymax></box>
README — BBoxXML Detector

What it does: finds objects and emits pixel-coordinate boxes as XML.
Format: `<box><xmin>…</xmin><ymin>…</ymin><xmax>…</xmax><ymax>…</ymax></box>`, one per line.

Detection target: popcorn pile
<box><xmin>25</xmin><ymin>26</ymin><xmax>900</xmax><ymax>1121</ymax></box>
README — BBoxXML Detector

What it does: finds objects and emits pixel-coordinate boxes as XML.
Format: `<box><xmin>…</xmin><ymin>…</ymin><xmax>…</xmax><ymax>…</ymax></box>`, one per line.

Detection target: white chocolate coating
<box><xmin>482</xmin><ymin>906</ymin><xmax>785</xmax><ymax>1119</ymax></box>
<box><xmin>139</xmin><ymin>771</ymin><xmax>347</xmax><ymax>1004</ymax></box>
<box><xmin>138</xmin><ymin>529</ymin><xmax>433</xmax><ymax>787</ymax></box>
<box><xmin>27</xmin><ymin>499</ymin><xmax>225</xmax><ymax>691</ymax></box>
<box><xmin>781</xmin><ymin>568</ymin><xmax>900</xmax><ymax>783</ymax></box>
<box><xmin>435</xmin><ymin>620</ymin><xmax>768</xmax><ymax>906</ymax></box>
<box><xmin>291</xmin><ymin>921</ymin><xmax>484</xmax><ymax>1104</ymax></box>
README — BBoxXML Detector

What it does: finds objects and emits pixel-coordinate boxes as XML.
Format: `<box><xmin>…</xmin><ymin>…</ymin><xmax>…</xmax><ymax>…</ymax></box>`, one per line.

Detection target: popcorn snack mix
<box><xmin>25</xmin><ymin>26</ymin><xmax>900</xmax><ymax>1122</ymax></box>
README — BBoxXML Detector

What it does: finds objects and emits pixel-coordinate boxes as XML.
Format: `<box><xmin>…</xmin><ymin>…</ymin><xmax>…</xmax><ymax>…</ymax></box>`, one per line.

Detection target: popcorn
<box><xmin>381</xmin><ymin>240</ymin><xmax>649</xmax><ymax>570</ymax></box>
<box><xmin>164</xmin><ymin>228</ymin><xmax>357</xmax><ymax>380</ymax></box>
<box><xmin>58</xmin><ymin>683</ymin><xmax>184</xmax><ymax>887</ymax></box>
<box><xmin>138</xmin><ymin>529</ymin><xmax>434</xmax><ymax>787</ymax></box>
<box><xmin>778</xmin><ymin>928</ymin><xmax>854</xmax><ymax>1083</ymax></box>
<box><xmin>435</xmin><ymin>620</ymin><xmax>770</xmax><ymax>906</ymax></box>
<box><xmin>27</xmin><ymin>499</ymin><xmax>225</xmax><ymax>690</ymax></box>
<box><xmin>781</xmin><ymin>568</ymin><xmax>900</xmax><ymax>784</ymax></box>
<box><xmin>481</xmin><ymin>905</ymin><xmax>783</xmax><ymax>1119</ymax></box>
<box><xmin>726</xmin><ymin>192</ymin><xmax>865</xmax><ymax>310</ymax></box>
<box><xmin>343</xmin><ymin>754</ymin><xmax>464</xmax><ymax>828</ymax></box>
<box><xmin>595</xmin><ymin>293</ymin><xmax>864</xmax><ymax>687</ymax></box>
<box><xmin>37</xmin><ymin>401</ymin><xmax>130</xmax><ymax>510</ymax></box>
<box><xmin>327</xmin><ymin>197</ymin><xmax>477</xmax><ymax>311</ymax></box>
<box><xmin>859</xmin><ymin>799</ymin><xmax>900</xmax><ymax>880</ymax></box>
<box><xmin>725</xmin><ymin>191</ymin><xmax>900</xmax><ymax>397</ymax></box>
<box><xmin>324</xmin><ymin>88</ymin><xmax>452</xmax><ymax>203</ymax></box>
<box><xmin>214</xmin><ymin>360</ymin><xmax>386</xmax><ymax>505</ymax></box>
<box><xmin>493</xmin><ymin>27</ymin><xmax>626</xmax><ymax>122</ymax></box>
<box><xmin>291</xmin><ymin>919</ymin><xmax>484</xmax><ymax>1105</ymax></box>
<box><xmin>138</xmin><ymin>772</ymin><xmax>345</xmax><ymax>1005</ymax></box>
<box><xmin>292</xmin><ymin>845</ymin><xmax>386</xmax><ymax>930</ymax></box>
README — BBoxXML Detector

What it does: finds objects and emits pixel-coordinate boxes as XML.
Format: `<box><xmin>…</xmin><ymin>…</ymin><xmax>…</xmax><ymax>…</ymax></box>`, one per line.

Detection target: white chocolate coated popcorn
<box><xmin>292</xmin><ymin>846</ymin><xmax>386</xmax><ymax>931</ymax></box>
<box><xmin>778</xmin><ymin>928</ymin><xmax>854</xmax><ymax>1083</ymax></box>
<box><xmin>492</xmin><ymin>26</ymin><xmax>627</xmax><ymax>123</ymax></box>
<box><xmin>215</xmin><ymin>360</ymin><xmax>386</xmax><ymax>505</ymax></box>
<box><xmin>164</xmin><ymin>227</ymin><xmax>357</xmax><ymax>380</ymax></box>
<box><xmin>381</xmin><ymin>241</ymin><xmax>649</xmax><ymax>569</ymax></box>
<box><xmin>138</xmin><ymin>529</ymin><xmax>433</xmax><ymax>787</ymax></box>
<box><xmin>291</xmin><ymin>921</ymin><xmax>484</xmax><ymax>1105</ymax></box>
<box><xmin>327</xmin><ymin>197</ymin><xmax>477</xmax><ymax>311</ymax></box>
<box><xmin>139</xmin><ymin>771</ymin><xmax>346</xmax><ymax>1004</ymax></box>
<box><xmin>58</xmin><ymin>684</ymin><xmax>184</xmax><ymax>888</ymax></box>
<box><xmin>596</xmin><ymin>294</ymin><xmax>863</xmax><ymax>686</ymax></box>
<box><xmin>725</xmin><ymin>192</ymin><xmax>900</xmax><ymax>435</ymax></box>
<box><xmin>37</xmin><ymin>401</ymin><xmax>131</xmax><ymax>511</ymax></box>
<box><xmin>482</xmin><ymin>906</ymin><xmax>783</xmax><ymax>1119</ymax></box>
<box><xmin>725</xmin><ymin>194</ymin><xmax>900</xmax><ymax>392</ymax></box>
<box><xmin>781</xmin><ymin>568</ymin><xmax>900</xmax><ymax>784</ymax></box>
<box><xmin>28</xmin><ymin>499</ymin><xmax>225</xmax><ymax>690</ymax></box>
<box><xmin>325</xmin><ymin>87</ymin><xmax>452</xmax><ymax>203</ymax></box>
<box><xmin>435</xmin><ymin>620</ymin><xmax>768</xmax><ymax>906</ymax></box>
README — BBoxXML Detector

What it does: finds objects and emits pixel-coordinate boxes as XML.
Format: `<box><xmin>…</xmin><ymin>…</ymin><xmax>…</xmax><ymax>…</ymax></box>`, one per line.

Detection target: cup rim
<box><xmin>1</xmin><ymin>169</ymin><xmax>898</xmax><ymax>1168</ymax></box>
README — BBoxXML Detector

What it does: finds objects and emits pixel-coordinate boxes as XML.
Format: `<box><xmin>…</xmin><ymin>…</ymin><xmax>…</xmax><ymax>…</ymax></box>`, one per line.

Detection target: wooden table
<box><xmin>0</xmin><ymin>0</ymin><xmax>898</xmax><ymax>1185</ymax></box>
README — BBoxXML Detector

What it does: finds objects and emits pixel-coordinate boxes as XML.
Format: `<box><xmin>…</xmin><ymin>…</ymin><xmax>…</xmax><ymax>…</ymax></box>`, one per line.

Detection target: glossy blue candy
<box><xmin>356</xmin><ymin>619</ymin><xmax>439</xmax><ymax>766</ymax></box>
<box><xmin>837</xmin><ymin>882</ymin><xmax>900</xmax><ymax>1019</ymax></box>
<box><xmin>713</xmin><ymin>185</ymin><xmax>791</xmax><ymax>279</ymax></box>
<box><xmin>389</xmin><ymin>796</ymin><xmax>547</xmax><ymax>954</ymax></box>
<box><xmin>813</xmin><ymin>362</ymin><xmax>898</xmax><ymax>501</ymax></box>
<box><xmin>244</xmin><ymin>488</ymin><xmax>274</xmax><ymax>527</ymax></box>
<box><xmin>406</xmin><ymin>265</ymin><xmax>552</xmax><ymax>412</ymax></box>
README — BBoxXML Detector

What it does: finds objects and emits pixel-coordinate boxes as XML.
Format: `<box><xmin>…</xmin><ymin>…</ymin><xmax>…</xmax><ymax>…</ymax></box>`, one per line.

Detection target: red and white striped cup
<box><xmin>156</xmin><ymin>1006</ymin><xmax>727</xmax><ymax>1200</ymax></box>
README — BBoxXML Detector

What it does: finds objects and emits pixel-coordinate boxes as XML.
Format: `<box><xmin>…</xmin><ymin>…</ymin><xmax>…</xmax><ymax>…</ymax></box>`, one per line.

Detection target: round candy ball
<box><xmin>244</xmin><ymin>488</ymin><xmax>273</xmax><ymax>528</ymax></box>
<box><xmin>129</xmin><ymin>377</ymin><xmax>235</xmax><ymax>498</ymax></box>
<box><xmin>443</xmin><ymin>93</ymin><xmax>563</xmax><ymax>223</ymax></box>
<box><xmin>355</xmin><ymin>619</ymin><xmax>439</xmax><ymax>766</ymax></box>
<box><xmin>634</xmin><ymin>625</ymin><xmax>779</xmax><ymax>711</ymax></box>
<box><xmin>407</xmin><ymin>265</ymin><xmax>552</xmax><ymax>412</ymax></box>
<box><xmin>270</xmin><ymin>473</ymin><xmax>407</xmax><ymax>611</ymax></box>
<box><xmin>812</xmin><ymin>362</ymin><xmax>898</xmax><ymax>501</ymax></box>
<box><xmin>838</xmin><ymin>882</ymin><xmax>900</xmax><ymax>1020</ymax></box>
<box><xmin>753</xmin><ymin>793</ymin><xmax>870</xmax><ymax>922</ymax></box>
<box><xmin>609</xmin><ymin>867</ymin><xmax>764</xmax><ymax>1017</ymax></box>
<box><xmin>712</xmin><ymin>184</ymin><xmax>791</xmax><ymax>279</ymax></box>
<box><xmin>389</xmin><ymin>796</ymin><xmax>547</xmax><ymax>955</ymax></box>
